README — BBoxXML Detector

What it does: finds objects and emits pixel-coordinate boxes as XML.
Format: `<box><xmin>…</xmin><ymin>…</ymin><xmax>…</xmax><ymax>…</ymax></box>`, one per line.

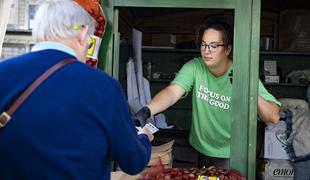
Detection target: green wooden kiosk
<box><xmin>98</xmin><ymin>0</ymin><xmax>261</xmax><ymax>179</ymax></box>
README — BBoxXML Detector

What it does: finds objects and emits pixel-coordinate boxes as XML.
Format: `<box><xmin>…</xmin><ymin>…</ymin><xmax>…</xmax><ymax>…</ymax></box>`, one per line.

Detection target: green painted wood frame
<box><xmin>99</xmin><ymin>0</ymin><xmax>261</xmax><ymax>179</ymax></box>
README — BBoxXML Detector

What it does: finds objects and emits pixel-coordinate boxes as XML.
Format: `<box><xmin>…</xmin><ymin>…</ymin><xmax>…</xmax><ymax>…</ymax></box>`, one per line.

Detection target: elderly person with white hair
<box><xmin>0</xmin><ymin>1</ymin><xmax>153</xmax><ymax>179</ymax></box>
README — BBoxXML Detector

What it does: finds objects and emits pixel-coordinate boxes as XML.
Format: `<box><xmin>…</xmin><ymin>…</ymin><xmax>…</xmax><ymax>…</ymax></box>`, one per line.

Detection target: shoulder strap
<box><xmin>0</xmin><ymin>58</ymin><xmax>75</xmax><ymax>128</ymax></box>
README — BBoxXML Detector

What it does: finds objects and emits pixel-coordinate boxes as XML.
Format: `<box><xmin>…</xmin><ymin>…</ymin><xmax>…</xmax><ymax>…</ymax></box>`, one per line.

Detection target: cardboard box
<box><xmin>279</xmin><ymin>9</ymin><xmax>310</xmax><ymax>52</ymax></box>
<box><xmin>264</xmin><ymin>121</ymin><xmax>290</xmax><ymax>159</ymax></box>
<box><xmin>111</xmin><ymin>171</ymin><xmax>140</xmax><ymax>180</ymax></box>
<box><xmin>265</xmin><ymin>75</ymin><xmax>280</xmax><ymax>83</ymax></box>
<box><xmin>112</xmin><ymin>141</ymin><xmax>174</xmax><ymax>180</ymax></box>
<box><xmin>148</xmin><ymin>140</ymin><xmax>174</xmax><ymax>167</ymax></box>
<box><xmin>264</xmin><ymin>60</ymin><xmax>277</xmax><ymax>75</ymax></box>
<box><xmin>262</xmin><ymin>159</ymin><xmax>294</xmax><ymax>180</ymax></box>
<box><xmin>261</xmin><ymin>11</ymin><xmax>279</xmax><ymax>37</ymax></box>
<box><xmin>152</xmin><ymin>34</ymin><xmax>176</xmax><ymax>47</ymax></box>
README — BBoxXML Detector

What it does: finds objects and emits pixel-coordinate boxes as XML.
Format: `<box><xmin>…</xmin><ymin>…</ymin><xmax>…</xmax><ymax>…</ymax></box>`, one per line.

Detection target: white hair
<box><xmin>32</xmin><ymin>0</ymin><xmax>96</xmax><ymax>41</ymax></box>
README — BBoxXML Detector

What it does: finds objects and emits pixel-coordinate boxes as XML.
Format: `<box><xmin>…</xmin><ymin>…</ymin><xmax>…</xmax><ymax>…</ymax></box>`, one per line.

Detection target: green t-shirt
<box><xmin>171</xmin><ymin>57</ymin><xmax>280</xmax><ymax>158</ymax></box>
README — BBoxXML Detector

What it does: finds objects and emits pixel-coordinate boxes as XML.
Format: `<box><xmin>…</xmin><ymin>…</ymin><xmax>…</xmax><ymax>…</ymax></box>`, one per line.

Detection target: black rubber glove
<box><xmin>132</xmin><ymin>106</ymin><xmax>151</xmax><ymax>127</ymax></box>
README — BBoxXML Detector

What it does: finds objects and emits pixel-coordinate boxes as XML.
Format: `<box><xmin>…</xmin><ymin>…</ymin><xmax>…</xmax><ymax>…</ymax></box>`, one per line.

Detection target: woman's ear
<box><xmin>225</xmin><ymin>44</ymin><xmax>232</xmax><ymax>56</ymax></box>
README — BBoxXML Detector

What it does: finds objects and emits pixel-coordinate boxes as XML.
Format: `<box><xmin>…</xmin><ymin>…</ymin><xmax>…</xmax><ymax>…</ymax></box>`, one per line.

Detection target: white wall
<box><xmin>0</xmin><ymin>0</ymin><xmax>13</xmax><ymax>57</ymax></box>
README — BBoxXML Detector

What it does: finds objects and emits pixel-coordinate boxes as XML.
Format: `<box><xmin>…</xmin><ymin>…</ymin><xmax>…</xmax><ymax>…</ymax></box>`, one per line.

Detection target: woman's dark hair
<box><xmin>197</xmin><ymin>21</ymin><xmax>233</xmax><ymax>49</ymax></box>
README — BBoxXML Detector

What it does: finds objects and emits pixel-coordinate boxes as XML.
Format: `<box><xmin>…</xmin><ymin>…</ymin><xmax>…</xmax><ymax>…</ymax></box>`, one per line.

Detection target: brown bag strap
<box><xmin>0</xmin><ymin>58</ymin><xmax>75</xmax><ymax>128</ymax></box>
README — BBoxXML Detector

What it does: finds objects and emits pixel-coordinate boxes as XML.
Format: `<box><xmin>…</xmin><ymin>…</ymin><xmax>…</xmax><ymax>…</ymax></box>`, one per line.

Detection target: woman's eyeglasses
<box><xmin>200</xmin><ymin>42</ymin><xmax>224</xmax><ymax>53</ymax></box>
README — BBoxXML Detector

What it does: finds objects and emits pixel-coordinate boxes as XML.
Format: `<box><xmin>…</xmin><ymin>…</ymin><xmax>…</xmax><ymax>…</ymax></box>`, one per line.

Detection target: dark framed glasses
<box><xmin>200</xmin><ymin>42</ymin><xmax>224</xmax><ymax>52</ymax></box>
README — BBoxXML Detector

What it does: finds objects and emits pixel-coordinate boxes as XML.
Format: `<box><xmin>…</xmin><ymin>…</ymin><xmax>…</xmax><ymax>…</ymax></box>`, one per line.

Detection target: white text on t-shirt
<box><xmin>197</xmin><ymin>85</ymin><xmax>231</xmax><ymax>110</ymax></box>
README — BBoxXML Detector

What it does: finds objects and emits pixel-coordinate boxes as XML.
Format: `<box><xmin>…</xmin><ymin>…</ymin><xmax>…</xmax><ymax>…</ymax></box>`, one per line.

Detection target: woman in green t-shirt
<box><xmin>134</xmin><ymin>22</ymin><xmax>280</xmax><ymax>169</ymax></box>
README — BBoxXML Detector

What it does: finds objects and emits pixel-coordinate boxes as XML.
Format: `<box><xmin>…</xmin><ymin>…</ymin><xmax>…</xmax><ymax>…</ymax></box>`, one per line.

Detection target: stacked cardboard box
<box><xmin>262</xmin><ymin>121</ymin><xmax>294</xmax><ymax>180</ymax></box>
<box><xmin>111</xmin><ymin>140</ymin><xmax>174</xmax><ymax>180</ymax></box>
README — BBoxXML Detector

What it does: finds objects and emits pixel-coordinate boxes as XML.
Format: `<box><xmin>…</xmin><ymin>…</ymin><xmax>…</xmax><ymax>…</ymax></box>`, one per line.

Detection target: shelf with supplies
<box><xmin>142</xmin><ymin>46</ymin><xmax>200</xmax><ymax>53</ymax></box>
<box><xmin>260</xmin><ymin>51</ymin><xmax>310</xmax><ymax>99</ymax></box>
<box><xmin>260</xmin><ymin>51</ymin><xmax>310</xmax><ymax>56</ymax></box>
<box><xmin>263</xmin><ymin>83</ymin><xmax>308</xmax><ymax>87</ymax></box>
<box><xmin>142</xmin><ymin>47</ymin><xmax>310</xmax><ymax>57</ymax></box>
<box><xmin>263</xmin><ymin>83</ymin><xmax>308</xmax><ymax>99</ymax></box>
<box><xmin>148</xmin><ymin>79</ymin><xmax>173</xmax><ymax>83</ymax></box>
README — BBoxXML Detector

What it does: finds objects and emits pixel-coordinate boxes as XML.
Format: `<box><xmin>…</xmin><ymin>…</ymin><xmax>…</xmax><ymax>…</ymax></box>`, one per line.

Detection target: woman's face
<box><xmin>200</xmin><ymin>28</ymin><xmax>231</xmax><ymax>69</ymax></box>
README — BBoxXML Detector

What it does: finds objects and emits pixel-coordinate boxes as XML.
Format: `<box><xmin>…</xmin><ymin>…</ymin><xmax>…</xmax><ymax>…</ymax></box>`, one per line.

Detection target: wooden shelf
<box><xmin>260</xmin><ymin>51</ymin><xmax>310</xmax><ymax>56</ymax></box>
<box><xmin>142</xmin><ymin>48</ymin><xmax>310</xmax><ymax>56</ymax></box>
<box><xmin>263</xmin><ymin>83</ymin><xmax>308</xmax><ymax>87</ymax></box>
<box><xmin>142</xmin><ymin>46</ymin><xmax>199</xmax><ymax>53</ymax></box>
<box><xmin>149</xmin><ymin>79</ymin><xmax>173</xmax><ymax>83</ymax></box>
<box><xmin>154</xmin><ymin>129</ymin><xmax>190</xmax><ymax>138</ymax></box>
<box><xmin>150</xmin><ymin>80</ymin><xmax>308</xmax><ymax>87</ymax></box>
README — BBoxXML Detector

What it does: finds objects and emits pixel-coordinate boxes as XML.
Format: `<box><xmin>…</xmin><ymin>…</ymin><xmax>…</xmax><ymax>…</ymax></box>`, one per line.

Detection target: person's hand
<box><xmin>132</xmin><ymin>106</ymin><xmax>151</xmax><ymax>127</ymax></box>
<box><xmin>138</xmin><ymin>126</ymin><xmax>154</xmax><ymax>142</ymax></box>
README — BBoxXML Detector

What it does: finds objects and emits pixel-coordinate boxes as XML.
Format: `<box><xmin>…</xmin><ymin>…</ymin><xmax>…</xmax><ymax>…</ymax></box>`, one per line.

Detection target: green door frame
<box><xmin>99</xmin><ymin>0</ymin><xmax>261</xmax><ymax>179</ymax></box>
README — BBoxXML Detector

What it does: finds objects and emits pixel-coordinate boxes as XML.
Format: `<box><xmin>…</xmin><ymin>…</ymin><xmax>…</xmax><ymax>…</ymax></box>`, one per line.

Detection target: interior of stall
<box><xmin>111</xmin><ymin>1</ymin><xmax>310</xmax><ymax>179</ymax></box>
<box><xmin>1</xmin><ymin>0</ymin><xmax>310</xmax><ymax>179</ymax></box>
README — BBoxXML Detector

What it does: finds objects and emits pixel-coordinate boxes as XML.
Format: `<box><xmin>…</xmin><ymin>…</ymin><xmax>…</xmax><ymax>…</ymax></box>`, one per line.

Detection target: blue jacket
<box><xmin>0</xmin><ymin>49</ymin><xmax>151</xmax><ymax>180</ymax></box>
